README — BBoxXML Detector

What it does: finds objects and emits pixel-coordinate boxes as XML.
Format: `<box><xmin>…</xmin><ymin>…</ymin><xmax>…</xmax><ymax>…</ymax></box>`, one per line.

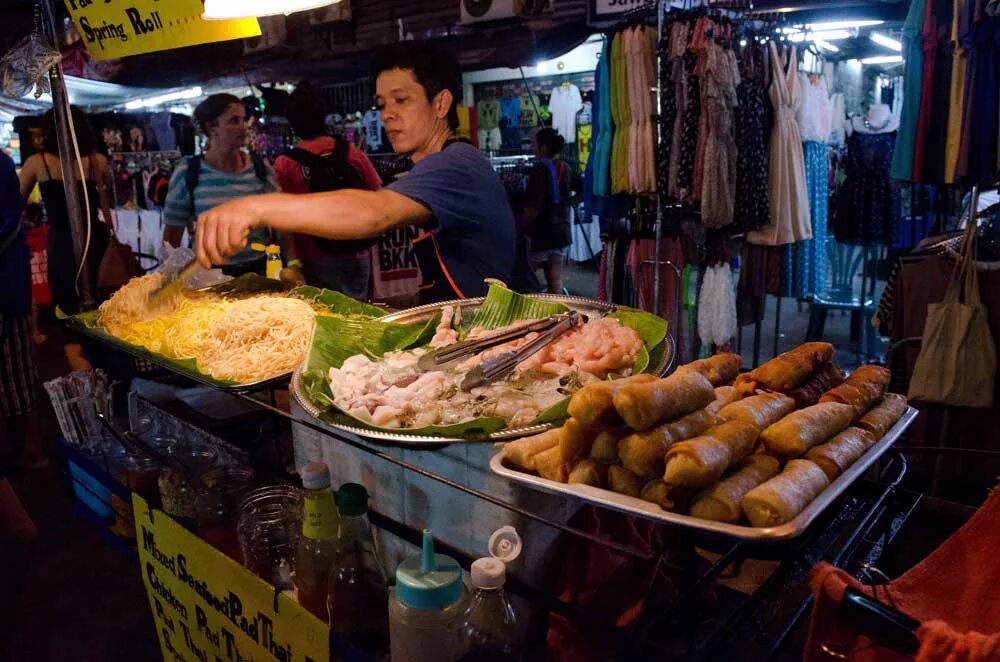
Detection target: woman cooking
<box><xmin>163</xmin><ymin>93</ymin><xmax>279</xmax><ymax>276</ymax></box>
<box><xmin>193</xmin><ymin>43</ymin><xmax>518</xmax><ymax>303</ymax></box>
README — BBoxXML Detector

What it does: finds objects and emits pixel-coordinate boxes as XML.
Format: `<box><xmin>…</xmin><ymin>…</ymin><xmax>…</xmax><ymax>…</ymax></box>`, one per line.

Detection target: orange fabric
<box><xmin>915</xmin><ymin>621</ymin><xmax>1000</xmax><ymax>662</ymax></box>
<box><xmin>805</xmin><ymin>488</ymin><xmax>1000</xmax><ymax>661</ymax></box>
<box><xmin>545</xmin><ymin>506</ymin><xmax>708</xmax><ymax>661</ymax></box>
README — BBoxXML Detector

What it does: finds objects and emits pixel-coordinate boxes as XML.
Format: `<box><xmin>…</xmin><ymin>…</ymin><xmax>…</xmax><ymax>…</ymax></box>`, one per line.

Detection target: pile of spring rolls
<box><xmin>501</xmin><ymin>342</ymin><xmax>909</xmax><ymax>528</ymax></box>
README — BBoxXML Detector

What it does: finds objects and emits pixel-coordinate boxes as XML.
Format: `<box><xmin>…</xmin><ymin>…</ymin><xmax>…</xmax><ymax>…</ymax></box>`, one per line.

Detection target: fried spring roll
<box><xmin>568</xmin><ymin>459</ymin><xmax>608</xmax><ymax>487</ymax></box>
<box><xmin>689</xmin><ymin>455</ymin><xmax>782</xmax><ymax>523</ymax></box>
<box><xmin>663</xmin><ymin>420</ymin><xmax>760</xmax><ymax>488</ymax></box>
<box><xmin>718</xmin><ymin>392</ymin><xmax>796</xmax><ymax>431</ymax></box>
<box><xmin>534</xmin><ymin>446</ymin><xmax>568</xmax><ymax>483</ymax></box>
<box><xmin>706</xmin><ymin>385</ymin><xmax>742</xmax><ymax>416</ymax></box>
<box><xmin>567</xmin><ymin>373</ymin><xmax>658</xmax><ymax>430</ymax></box>
<box><xmin>618</xmin><ymin>409</ymin><xmax>720</xmax><ymax>479</ymax></box>
<box><xmin>760</xmin><ymin>402</ymin><xmax>856</xmax><ymax>457</ymax></box>
<box><xmin>678</xmin><ymin>353</ymin><xmax>743</xmax><ymax>387</ymax></box>
<box><xmin>741</xmin><ymin>459</ymin><xmax>830</xmax><ymax>527</ymax></box>
<box><xmin>590</xmin><ymin>428</ymin><xmax>628</xmax><ymax>462</ymax></box>
<box><xmin>820</xmin><ymin>365</ymin><xmax>891</xmax><ymax>415</ymax></box>
<box><xmin>734</xmin><ymin>342</ymin><xmax>836</xmax><ymax>395</ymax></box>
<box><xmin>612</xmin><ymin>370</ymin><xmax>716</xmax><ymax>431</ymax></box>
<box><xmin>788</xmin><ymin>362</ymin><xmax>845</xmax><ymax>408</ymax></box>
<box><xmin>608</xmin><ymin>465</ymin><xmax>643</xmax><ymax>498</ymax></box>
<box><xmin>559</xmin><ymin>418</ymin><xmax>597</xmax><ymax>466</ymax></box>
<box><xmin>804</xmin><ymin>427</ymin><xmax>875</xmax><ymax>480</ymax></box>
<box><xmin>503</xmin><ymin>429</ymin><xmax>561</xmax><ymax>471</ymax></box>
<box><xmin>855</xmin><ymin>393</ymin><xmax>908</xmax><ymax>440</ymax></box>
<box><xmin>640</xmin><ymin>480</ymin><xmax>695</xmax><ymax>512</ymax></box>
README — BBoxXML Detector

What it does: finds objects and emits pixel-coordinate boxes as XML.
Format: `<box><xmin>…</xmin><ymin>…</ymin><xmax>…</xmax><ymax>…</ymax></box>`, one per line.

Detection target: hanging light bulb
<box><xmin>202</xmin><ymin>0</ymin><xmax>339</xmax><ymax>20</ymax></box>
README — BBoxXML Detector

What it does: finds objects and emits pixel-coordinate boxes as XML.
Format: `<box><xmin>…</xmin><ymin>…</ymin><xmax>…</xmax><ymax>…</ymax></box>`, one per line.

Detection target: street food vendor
<box><xmin>194</xmin><ymin>43</ymin><xmax>518</xmax><ymax>303</ymax></box>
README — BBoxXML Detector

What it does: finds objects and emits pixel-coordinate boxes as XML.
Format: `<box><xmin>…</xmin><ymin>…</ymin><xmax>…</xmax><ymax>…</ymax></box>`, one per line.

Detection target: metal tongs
<box><xmin>418</xmin><ymin>312</ymin><xmax>581</xmax><ymax>372</ymax></box>
<box><xmin>459</xmin><ymin>311</ymin><xmax>581</xmax><ymax>391</ymax></box>
<box><xmin>147</xmin><ymin>259</ymin><xmax>205</xmax><ymax>304</ymax></box>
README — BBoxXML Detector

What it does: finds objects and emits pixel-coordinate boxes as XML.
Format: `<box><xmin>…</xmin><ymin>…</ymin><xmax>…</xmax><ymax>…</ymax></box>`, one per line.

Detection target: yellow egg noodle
<box><xmin>96</xmin><ymin>276</ymin><xmax>318</xmax><ymax>383</ymax></box>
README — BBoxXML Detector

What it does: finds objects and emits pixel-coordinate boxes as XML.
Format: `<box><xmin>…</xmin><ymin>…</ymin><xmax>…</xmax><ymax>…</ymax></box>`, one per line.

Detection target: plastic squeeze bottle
<box><xmin>458</xmin><ymin>526</ymin><xmax>523</xmax><ymax>661</ymax></box>
<box><xmin>389</xmin><ymin>529</ymin><xmax>468</xmax><ymax>662</ymax></box>
<box><xmin>327</xmin><ymin>483</ymin><xmax>389</xmax><ymax>654</ymax></box>
<box><xmin>294</xmin><ymin>462</ymin><xmax>339</xmax><ymax>620</ymax></box>
<box><xmin>265</xmin><ymin>244</ymin><xmax>282</xmax><ymax>279</ymax></box>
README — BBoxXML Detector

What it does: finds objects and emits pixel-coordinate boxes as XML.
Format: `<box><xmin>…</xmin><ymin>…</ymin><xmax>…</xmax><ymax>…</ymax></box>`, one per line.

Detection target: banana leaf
<box><xmin>303</xmin><ymin>283</ymin><xmax>670</xmax><ymax>439</ymax></box>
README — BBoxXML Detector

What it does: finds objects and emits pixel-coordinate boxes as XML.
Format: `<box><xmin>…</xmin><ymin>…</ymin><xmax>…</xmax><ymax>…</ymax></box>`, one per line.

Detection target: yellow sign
<box><xmin>63</xmin><ymin>0</ymin><xmax>261</xmax><ymax>61</ymax></box>
<box><xmin>133</xmin><ymin>494</ymin><xmax>330</xmax><ymax>662</ymax></box>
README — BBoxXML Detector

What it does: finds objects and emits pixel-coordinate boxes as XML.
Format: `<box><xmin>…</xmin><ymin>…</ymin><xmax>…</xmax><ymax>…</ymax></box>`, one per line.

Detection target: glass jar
<box><xmin>237</xmin><ymin>485</ymin><xmax>303</xmax><ymax>589</ymax></box>
<box><xmin>196</xmin><ymin>466</ymin><xmax>256</xmax><ymax>561</ymax></box>
<box><xmin>158</xmin><ymin>467</ymin><xmax>197</xmax><ymax>530</ymax></box>
<box><xmin>125</xmin><ymin>454</ymin><xmax>163</xmax><ymax>506</ymax></box>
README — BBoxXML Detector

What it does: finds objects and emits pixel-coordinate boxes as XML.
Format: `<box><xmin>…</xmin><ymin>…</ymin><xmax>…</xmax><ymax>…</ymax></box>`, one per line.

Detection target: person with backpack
<box><xmin>272</xmin><ymin>83</ymin><xmax>382</xmax><ymax>299</ymax></box>
<box><xmin>162</xmin><ymin>94</ymin><xmax>279</xmax><ymax>276</ymax></box>
<box><xmin>521</xmin><ymin>128</ymin><xmax>579</xmax><ymax>294</ymax></box>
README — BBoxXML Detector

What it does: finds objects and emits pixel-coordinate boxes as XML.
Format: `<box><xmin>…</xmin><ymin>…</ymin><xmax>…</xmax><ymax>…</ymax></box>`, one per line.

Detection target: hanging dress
<box><xmin>700</xmin><ymin>42</ymin><xmax>740</xmax><ymax>228</ymax></box>
<box><xmin>747</xmin><ymin>43</ymin><xmax>811</xmax><ymax>246</ymax></box>
<box><xmin>733</xmin><ymin>43</ymin><xmax>771</xmax><ymax>233</ymax></box>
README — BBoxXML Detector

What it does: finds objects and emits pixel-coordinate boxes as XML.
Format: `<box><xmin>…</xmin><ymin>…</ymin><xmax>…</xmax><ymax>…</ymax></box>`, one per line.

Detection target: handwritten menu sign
<box><xmin>63</xmin><ymin>0</ymin><xmax>261</xmax><ymax>61</ymax></box>
<box><xmin>133</xmin><ymin>494</ymin><xmax>329</xmax><ymax>662</ymax></box>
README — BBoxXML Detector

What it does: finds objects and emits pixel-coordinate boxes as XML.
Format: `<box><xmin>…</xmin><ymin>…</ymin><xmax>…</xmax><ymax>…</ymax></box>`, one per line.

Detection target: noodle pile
<box><xmin>98</xmin><ymin>273</ymin><xmax>178</xmax><ymax>334</ymax></box>
<box><xmin>97</xmin><ymin>276</ymin><xmax>319</xmax><ymax>383</ymax></box>
<box><xmin>198</xmin><ymin>297</ymin><xmax>317</xmax><ymax>382</ymax></box>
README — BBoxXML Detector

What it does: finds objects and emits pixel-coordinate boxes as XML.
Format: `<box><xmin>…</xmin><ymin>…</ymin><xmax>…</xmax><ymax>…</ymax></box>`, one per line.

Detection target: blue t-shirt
<box><xmin>387</xmin><ymin>142</ymin><xmax>515</xmax><ymax>298</ymax></box>
<box><xmin>500</xmin><ymin>97</ymin><xmax>521</xmax><ymax>128</ymax></box>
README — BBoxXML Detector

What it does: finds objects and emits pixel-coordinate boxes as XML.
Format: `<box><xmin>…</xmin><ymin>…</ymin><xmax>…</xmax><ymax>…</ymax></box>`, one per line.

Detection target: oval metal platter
<box><xmin>290</xmin><ymin>295</ymin><xmax>675</xmax><ymax>446</ymax></box>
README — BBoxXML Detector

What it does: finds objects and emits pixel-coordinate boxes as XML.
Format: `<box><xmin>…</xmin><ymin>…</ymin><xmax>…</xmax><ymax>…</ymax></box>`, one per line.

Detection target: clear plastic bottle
<box><xmin>458</xmin><ymin>526</ymin><xmax>523</xmax><ymax>661</ymax></box>
<box><xmin>389</xmin><ymin>529</ymin><xmax>468</xmax><ymax>662</ymax></box>
<box><xmin>294</xmin><ymin>463</ymin><xmax>339</xmax><ymax>620</ymax></box>
<box><xmin>327</xmin><ymin>483</ymin><xmax>389</xmax><ymax>654</ymax></box>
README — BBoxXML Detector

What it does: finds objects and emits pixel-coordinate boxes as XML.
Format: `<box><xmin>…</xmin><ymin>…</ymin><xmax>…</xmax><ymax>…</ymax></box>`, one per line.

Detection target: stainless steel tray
<box><xmin>489</xmin><ymin>407</ymin><xmax>919</xmax><ymax>541</ymax></box>
<box><xmin>291</xmin><ymin>294</ymin><xmax>674</xmax><ymax>446</ymax></box>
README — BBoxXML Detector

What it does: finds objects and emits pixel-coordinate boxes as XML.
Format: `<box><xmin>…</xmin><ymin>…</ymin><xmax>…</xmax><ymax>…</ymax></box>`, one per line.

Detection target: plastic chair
<box><xmin>806</xmin><ymin>241</ymin><xmax>878</xmax><ymax>364</ymax></box>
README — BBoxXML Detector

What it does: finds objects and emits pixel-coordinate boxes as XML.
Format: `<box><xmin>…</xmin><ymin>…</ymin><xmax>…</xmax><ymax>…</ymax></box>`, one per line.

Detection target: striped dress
<box><xmin>162</xmin><ymin>154</ymin><xmax>279</xmax><ymax>265</ymax></box>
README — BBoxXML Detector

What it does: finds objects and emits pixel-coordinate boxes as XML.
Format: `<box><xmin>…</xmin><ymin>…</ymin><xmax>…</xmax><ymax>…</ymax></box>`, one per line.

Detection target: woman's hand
<box><xmin>195</xmin><ymin>197</ymin><xmax>263</xmax><ymax>267</ymax></box>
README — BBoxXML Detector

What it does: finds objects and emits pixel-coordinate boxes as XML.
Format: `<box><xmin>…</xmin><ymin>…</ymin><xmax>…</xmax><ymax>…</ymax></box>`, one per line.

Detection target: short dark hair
<box><xmin>370</xmin><ymin>42</ymin><xmax>461</xmax><ymax>131</ymax></box>
<box><xmin>193</xmin><ymin>93</ymin><xmax>243</xmax><ymax>135</ymax></box>
<box><xmin>535</xmin><ymin>127</ymin><xmax>566</xmax><ymax>156</ymax></box>
<box><xmin>286</xmin><ymin>82</ymin><xmax>328</xmax><ymax>140</ymax></box>
<box><xmin>43</xmin><ymin>106</ymin><xmax>98</xmax><ymax>155</ymax></box>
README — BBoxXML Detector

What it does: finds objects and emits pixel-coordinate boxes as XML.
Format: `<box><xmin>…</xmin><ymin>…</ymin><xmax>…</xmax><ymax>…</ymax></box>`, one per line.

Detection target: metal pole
<box><xmin>41</xmin><ymin>0</ymin><xmax>93</xmax><ymax>310</ymax></box>
<box><xmin>652</xmin><ymin>0</ymin><xmax>665</xmax><ymax>318</ymax></box>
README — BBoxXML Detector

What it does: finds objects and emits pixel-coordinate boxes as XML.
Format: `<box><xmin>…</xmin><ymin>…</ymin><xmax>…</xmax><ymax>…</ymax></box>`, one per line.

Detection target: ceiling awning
<box><xmin>0</xmin><ymin>75</ymin><xmax>202</xmax><ymax>115</ymax></box>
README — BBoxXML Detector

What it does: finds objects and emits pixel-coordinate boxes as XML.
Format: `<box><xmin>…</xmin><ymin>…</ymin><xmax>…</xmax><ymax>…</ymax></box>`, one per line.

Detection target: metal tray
<box><xmin>489</xmin><ymin>407</ymin><xmax>919</xmax><ymax>542</ymax></box>
<box><xmin>291</xmin><ymin>294</ymin><xmax>675</xmax><ymax>446</ymax></box>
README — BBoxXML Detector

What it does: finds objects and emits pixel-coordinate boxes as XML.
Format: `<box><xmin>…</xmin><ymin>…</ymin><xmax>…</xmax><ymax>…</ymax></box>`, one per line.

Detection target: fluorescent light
<box><xmin>535</xmin><ymin>61</ymin><xmax>549</xmax><ymax>74</ymax></box>
<box><xmin>869</xmin><ymin>32</ymin><xmax>902</xmax><ymax>51</ymax></box>
<box><xmin>806</xmin><ymin>20</ymin><xmax>883</xmax><ymax>31</ymax></box>
<box><xmin>124</xmin><ymin>86</ymin><xmax>203</xmax><ymax>110</ymax></box>
<box><xmin>861</xmin><ymin>55</ymin><xmax>904</xmax><ymax>64</ymax></box>
<box><xmin>202</xmin><ymin>0</ymin><xmax>337</xmax><ymax>19</ymax></box>
<box><xmin>814</xmin><ymin>39</ymin><xmax>840</xmax><ymax>52</ymax></box>
<box><xmin>786</xmin><ymin>29</ymin><xmax>850</xmax><ymax>42</ymax></box>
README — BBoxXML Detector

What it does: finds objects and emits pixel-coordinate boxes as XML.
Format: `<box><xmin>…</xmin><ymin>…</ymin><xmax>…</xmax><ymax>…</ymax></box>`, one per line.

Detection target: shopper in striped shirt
<box><xmin>162</xmin><ymin>94</ymin><xmax>279</xmax><ymax>275</ymax></box>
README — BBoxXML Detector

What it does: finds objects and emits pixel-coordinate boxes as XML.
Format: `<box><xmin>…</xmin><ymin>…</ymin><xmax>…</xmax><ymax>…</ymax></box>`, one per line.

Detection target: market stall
<box><xmin>10</xmin><ymin>0</ymin><xmax>1000</xmax><ymax>659</ymax></box>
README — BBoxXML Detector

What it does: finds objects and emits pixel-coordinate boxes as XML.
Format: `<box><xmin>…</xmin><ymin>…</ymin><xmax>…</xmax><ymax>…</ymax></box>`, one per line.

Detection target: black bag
<box><xmin>285</xmin><ymin>139</ymin><xmax>376</xmax><ymax>255</ymax></box>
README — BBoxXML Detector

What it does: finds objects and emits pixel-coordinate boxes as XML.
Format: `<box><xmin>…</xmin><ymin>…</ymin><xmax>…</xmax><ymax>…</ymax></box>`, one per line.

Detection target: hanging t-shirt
<box><xmin>577</xmin><ymin>100</ymin><xmax>593</xmax><ymax>126</ymax></box>
<box><xmin>519</xmin><ymin>93</ymin><xmax>540</xmax><ymax>127</ymax></box>
<box><xmin>548</xmin><ymin>84</ymin><xmax>584</xmax><ymax>140</ymax></box>
<box><xmin>500</xmin><ymin>97</ymin><xmax>521</xmax><ymax>127</ymax></box>
<box><xmin>456</xmin><ymin>105</ymin><xmax>472</xmax><ymax>142</ymax></box>
<box><xmin>363</xmin><ymin>109</ymin><xmax>384</xmax><ymax>152</ymax></box>
<box><xmin>477</xmin><ymin>98</ymin><xmax>501</xmax><ymax>130</ymax></box>
<box><xmin>577</xmin><ymin>124</ymin><xmax>593</xmax><ymax>173</ymax></box>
